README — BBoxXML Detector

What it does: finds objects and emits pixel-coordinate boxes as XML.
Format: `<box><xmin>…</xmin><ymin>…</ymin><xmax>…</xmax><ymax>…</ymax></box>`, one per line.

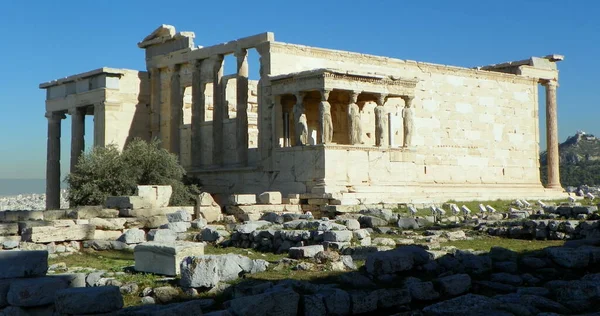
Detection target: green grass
<box><xmin>440</xmin><ymin>235</ymin><xmax>565</xmax><ymax>253</ymax></box>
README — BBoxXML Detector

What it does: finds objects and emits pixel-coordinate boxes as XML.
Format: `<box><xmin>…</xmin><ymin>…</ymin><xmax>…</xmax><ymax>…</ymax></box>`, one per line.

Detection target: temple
<box><xmin>40</xmin><ymin>25</ymin><xmax>565</xmax><ymax>210</ymax></box>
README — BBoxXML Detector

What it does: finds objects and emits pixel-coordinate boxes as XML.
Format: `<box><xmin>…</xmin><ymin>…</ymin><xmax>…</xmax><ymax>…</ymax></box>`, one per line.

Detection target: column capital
<box><xmin>376</xmin><ymin>93</ymin><xmax>388</xmax><ymax>106</ymax></box>
<box><xmin>45</xmin><ymin>112</ymin><xmax>66</xmax><ymax>120</ymax></box>
<box><xmin>191</xmin><ymin>59</ymin><xmax>202</xmax><ymax>69</ymax></box>
<box><xmin>320</xmin><ymin>89</ymin><xmax>331</xmax><ymax>102</ymax></box>
<box><xmin>67</xmin><ymin>107</ymin><xmax>85</xmax><ymax>116</ymax></box>
<box><xmin>401</xmin><ymin>95</ymin><xmax>415</xmax><ymax>107</ymax></box>
<box><xmin>349</xmin><ymin>91</ymin><xmax>360</xmax><ymax>103</ymax></box>
<box><xmin>294</xmin><ymin>91</ymin><xmax>306</xmax><ymax>102</ymax></box>
<box><xmin>542</xmin><ymin>79</ymin><xmax>559</xmax><ymax>88</ymax></box>
<box><xmin>234</xmin><ymin>48</ymin><xmax>248</xmax><ymax>58</ymax></box>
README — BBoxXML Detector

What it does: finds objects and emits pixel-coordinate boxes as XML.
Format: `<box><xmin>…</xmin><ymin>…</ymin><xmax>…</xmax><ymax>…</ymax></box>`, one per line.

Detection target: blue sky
<box><xmin>0</xmin><ymin>0</ymin><xmax>598</xmax><ymax>179</ymax></box>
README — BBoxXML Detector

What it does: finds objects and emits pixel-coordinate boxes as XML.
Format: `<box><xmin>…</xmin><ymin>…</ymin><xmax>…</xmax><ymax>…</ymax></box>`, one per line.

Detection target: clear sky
<box><xmin>0</xmin><ymin>0</ymin><xmax>598</xmax><ymax>179</ymax></box>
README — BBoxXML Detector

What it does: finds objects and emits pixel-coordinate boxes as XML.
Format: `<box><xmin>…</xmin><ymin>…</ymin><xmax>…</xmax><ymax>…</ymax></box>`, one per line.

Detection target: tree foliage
<box><xmin>66</xmin><ymin>138</ymin><xmax>200</xmax><ymax>207</ymax></box>
<box><xmin>540</xmin><ymin>160</ymin><xmax>600</xmax><ymax>187</ymax></box>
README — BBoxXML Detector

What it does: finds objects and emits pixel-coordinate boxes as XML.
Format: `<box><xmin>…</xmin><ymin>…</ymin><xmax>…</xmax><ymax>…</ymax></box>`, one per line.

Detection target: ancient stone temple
<box><xmin>40</xmin><ymin>24</ymin><xmax>565</xmax><ymax>210</ymax></box>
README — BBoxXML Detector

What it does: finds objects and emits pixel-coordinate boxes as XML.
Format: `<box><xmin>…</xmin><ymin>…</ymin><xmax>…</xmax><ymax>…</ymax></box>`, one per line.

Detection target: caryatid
<box><xmin>347</xmin><ymin>91</ymin><xmax>362</xmax><ymax>145</ymax></box>
<box><xmin>319</xmin><ymin>89</ymin><xmax>333</xmax><ymax>144</ymax></box>
<box><xmin>401</xmin><ymin>96</ymin><xmax>415</xmax><ymax>147</ymax></box>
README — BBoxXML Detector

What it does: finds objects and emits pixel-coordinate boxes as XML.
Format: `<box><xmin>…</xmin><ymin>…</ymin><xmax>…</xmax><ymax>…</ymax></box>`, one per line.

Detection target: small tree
<box><xmin>66</xmin><ymin>138</ymin><xmax>201</xmax><ymax>207</ymax></box>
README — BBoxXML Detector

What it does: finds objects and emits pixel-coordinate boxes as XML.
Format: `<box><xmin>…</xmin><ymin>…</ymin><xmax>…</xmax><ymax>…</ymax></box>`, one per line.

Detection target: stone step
<box><xmin>134</xmin><ymin>241</ymin><xmax>205</xmax><ymax>276</ymax></box>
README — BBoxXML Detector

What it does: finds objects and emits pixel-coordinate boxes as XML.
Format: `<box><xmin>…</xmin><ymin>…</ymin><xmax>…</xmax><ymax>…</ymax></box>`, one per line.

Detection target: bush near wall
<box><xmin>66</xmin><ymin>138</ymin><xmax>200</xmax><ymax>207</ymax></box>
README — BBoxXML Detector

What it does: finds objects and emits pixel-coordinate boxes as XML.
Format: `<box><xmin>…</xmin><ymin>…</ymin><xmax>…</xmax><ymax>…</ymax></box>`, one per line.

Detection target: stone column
<box><xmin>375</xmin><ymin>94</ymin><xmax>388</xmax><ymax>147</ymax></box>
<box><xmin>191</xmin><ymin>59</ymin><xmax>204</xmax><ymax>169</ymax></box>
<box><xmin>235</xmin><ymin>49</ymin><xmax>249</xmax><ymax>166</ymax></box>
<box><xmin>93</xmin><ymin>102</ymin><xmax>105</xmax><ymax>147</ymax></box>
<box><xmin>149</xmin><ymin>68</ymin><xmax>161</xmax><ymax>139</ymax></box>
<box><xmin>46</xmin><ymin>112</ymin><xmax>65</xmax><ymax>210</ymax></box>
<box><xmin>69</xmin><ymin>107</ymin><xmax>85</xmax><ymax>172</ymax></box>
<box><xmin>293</xmin><ymin>92</ymin><xmax>308</xmax><ymax>146</ymax></box>
<box><xmin>544</xmin><ymin>79</ymin><xmax>561</xmax><ymax>189</ymax></box>
<box><xmin>169</xmin><ymin>65</ymin><xmax>182</xmax><ymax>158</ymax></box>
<box><xmin>212</xmin><ymin>55</ymin><xmax>225</xmax><ymax>166</ymax></box>
<box><xmin>347</xmin><ymin>91</ymin><xmax>362</xmax><ymax>145</ymax></box>
<box><xmin>318</xmin><ymin>89</ymin><xmax>333</xmax><ymax>144</ymax></box>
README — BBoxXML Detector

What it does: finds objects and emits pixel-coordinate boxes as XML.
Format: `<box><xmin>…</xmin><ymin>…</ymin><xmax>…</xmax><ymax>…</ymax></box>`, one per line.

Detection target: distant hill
<box><xmin>540</xmin><ymin>131</ymin><xmax>600</xmax><ymax>186</ymax></box>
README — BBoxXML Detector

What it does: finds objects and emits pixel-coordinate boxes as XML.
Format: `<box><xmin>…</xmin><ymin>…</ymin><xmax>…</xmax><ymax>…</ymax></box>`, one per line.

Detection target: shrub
<box><xmin>66</xmin><ymin>138</ymin><xmax>201</xmax><ymax>207</ymax></box>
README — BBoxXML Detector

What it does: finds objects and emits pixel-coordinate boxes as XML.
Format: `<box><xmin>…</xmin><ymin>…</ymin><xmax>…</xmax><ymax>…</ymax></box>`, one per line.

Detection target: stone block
<box><xmin>121</xmin><ymin>228</ymin><xmax>146</xmax><ymax>244</ymax></box>
<box><xmin>228</xmin><ymin>194</ymin><xmax>256</xmax><ymax>206</ymax></box>
<box><xmin>148</xmin><ymin>229</ymin><xmax>178</xmax><ymax>243</ymax></box>
<box><xmin>94</xmin><ymin>230</ymin><xmax>123</xmax><ymax>241</ymax></box>
<box><xmin>140</xmin><ymin>215</ymin><xmax>170</xmax><ymax>228</ymax></box>
<box><xmin>52</xmin><ymin>219</ymin><xmax>77</xmax><ymax>227</ymax></box>
<box><xmin>289</xmin><ymin>245</ymin><xmax>324</xmax><ymax>259</ymax></box>
<box><xmin>308</xmin><ymin>198</ymin><xmax>329</xmax><ymax>205</ymax></box>
<box><xmin>258</xmin><ymin>192</ymin><xmax>282</xmax><ymax>205</ymax></box>
<box><xmin>106</xmin><ymin>196</ymin><xmax>154</xmax><ymax>210</ymax></box>
<box><xmin>136</xmin><ymin>185</ymin><xmax>173</xmax><ymax>208</ymax></box>
<box><xmin>226</xmin><ymin>288</ymin><xmax>299</xmax><ymax>316</ymax></box>
<box><xmin>135</xmin><ymin>241</ymin><xmax>205</xmax><ymax>276</ymax></box>
<box><xmin>0</xmin><ymin>210</ymin><xmax>43</xmax><ymax>222</ymax></box>
<box><xmin>120</xmin><ymin>206</ymin><xmax>194</xmax><ymax>218</ymax></box>
<box><xmin>180</xmin><ymin>254</ymin><xmax>266</xmax><ymax>288</ymax></box>
<box><xmin>55</xmin><ymin>286</ymin><xmax>123</xmax><ymax>314</ymax></box>
<box><xmin>323</xmin><ymin>230</ymin><xmax>353</xmax><ymax>242</ymax></box>
<box><xmin>1</xmin><ymin>236</ymin><xmax>21</xmax><ymax>249</ymax></box>
<box><xmin>0</xmin><ymin>223</ymin><xmax>18</xmax><ymax>236</ymax></box>
<box><xmin>42</xmin><ymin>210</ymin><xmax>67</xmax><ymax>220</ymax></box>
<box><xmin>0</xmin><ymin>251</ymin><xmax>48</xmax><ymax>279</ymax></box>
<box><xmin>197</xmin><ymin>205</ymin><xmax>223</xmax><ymax>223</ymax></box>
<box><xmin>51</xmin><ymin>273</ymin><xmax>87</xmax><ymax>288</ymax></box>
<box><xmin>67</xmin><ymin>206</ymin><xmax>119</xmax><ymax>219</ymax></box>
<box><xmin>163</xmin><ymin>222</ymin><xmax>191</xmax><ymax>233</ymax></box>
<box><xmin>167</xmin><ymin>209</ymin><xmax>192</xmax><ymax>223</ymax></box>
<box><xmin>7</xmin><ymin>277</ymin><xmax>68</xmax><ymax>307</ymax></box>
<box><xmin>89</xmin><ymin>218</ymin><xmax>127</xmax><ymax>230</ymax></box>
<box><xmin>17</xmin><ymin>221</ymin><xmax>52</xmax><ymax>234</ymax></box>
<box><xmin>23</xmin><ymin>225</ymin><xmax>95</xmax><ymax>243</ymax></box>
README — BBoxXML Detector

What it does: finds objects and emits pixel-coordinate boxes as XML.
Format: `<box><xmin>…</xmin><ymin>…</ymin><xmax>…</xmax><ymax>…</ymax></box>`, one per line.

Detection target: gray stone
<box><xmin>191</xmin><ymin>217</ymin><xmax>208</xmax><ymax>229</ymax></box>
<box><xmin>149</xmin><ymin>299</ymin><xmax>210</xmax><ymax>315</ymax></box>
<box><xmin>163</xmin><ymin>222</ymin><xmax>191</xmax><ymax>233</ymax></box>
<box><xmin>550</xmin><ymin>280</ymin><xmax>600</xmax><ymax>312</ymax></box>
<box><xmin>352</xmin><ymin>229</ymin><xmax>370</xmax><ymax>240</ymax></box>
<box><xmin>339</xmin><ymin>219</ymin><xmax>360</xmax><ymax>230</ymax></box>
<box><xmin>349</xmin><ymin>290</ymin><xmax>378</xmax><ymax>314</ymax></box>
<box><xmin>521</xmin><ymin>256</ymin><xmax>547</xmax><ymax>269</ymax></box>
<box><xmin>320</xmin><ymin>288</ymin><xmax>350</xmax><ymax>315</ymax></box>
<box><xmin>397</xmin><ymin>217</ymin><xmax>419</xmax><ymax>229</ymax></box>
<box><xmin>235</xmin><ymin>221</ymin><xmax>272</xmax><ymax>234</ymax></box>
<box><xmin>359</xmin><ymin>215</ymin><xmax>388</xmax><ymax>228</ymax></box>
<box><xmin>153</xmin><ymin>286</ymin><xmax>180</xmax><ymax>304</ymax></box>
<box><xmin>226</xmin><ymin>288</ymin><xmax>299</xmax><ymax>316</ymax></box>
<box><xmin>148</xmin><ymin>229</ymin><xmax>178</xmax><ymax>243</ymax></box>
<box><xmin>134</xmin><ymin>241</ymin><xmax>205</xmax><ymax>276</ymax></box>
<box><xmin>372</xmin><ymin>237</ymin><xmax>396</xmax><ymax>246</ymax></box>
<box><xmin>141</xmin><ymin>296</ymin><xmax>156</xmax><ymax>305</ymax></box>
<box><xmin>0</xmin><ymin>223</ymin><xmax>18</xmax><ymax>236</ymax></box>
<box><xmin>516</xmin><ymin>287</ymin><xmax>550</xmax><ymax>297</ymax></box>
<box><xmin>7</xmin><ymin>277</ymin><xmax>68</xmax><ymax>307</ymax></box>
<box><xmin>436</xmin><ymin>273</ymin><xmax>471</xmax><ymax>296</ymax></box>
<box><xmin>490</xmin><ymin>272</ymin><xmax>523</xmax><ymax>286</ymax></box>
<box><xmin>260</xmin><ymin>213</ymin><xmax>284</xmax><ymax>224</ymax></box>
<box><xmin>406</xmin><ymin>278</ymin><xmax>439</xmax><ymax>301</ymax></box>
<box><xmin>51</xmin><ymin>273</ymin><xmax>86</xmax><ymax>288</ymax></box>
<box><xmin>375</xmin><ymin>288</ymin><xmax>411</xmax><ymax>309</ymax></box>
<box><xmin>0</xmin><ymin>251</ymin><xmax>47</xmax><ymax>279</ymax></box>
<box><xmin>359</xmin><ymin>208</ymin><xmax>393</xmax><ymax>222</ymax></box>
<box><xmin>545</xmin><ymin>246</ymin><xmax>589</xmax><ymax>268</ymax></box>
<box><xmin>166</xmin><ymin>209</ymin><xmax>192</xmax><ymax>222</ymax></box>
<box><xmin>121</xmin><ymin>228</ymin><xmax>146</xmax><ymax>244</ymax></box>
<box><xmin>365</xmin><ymin>245</ymin><xmax>431</xmax><ymax>276</ymax></box>
<box><xmin>200</xmin><ymin>227</ymin><xmax>230</xmax><ymax>242</ymax></box>
<box><xmin>86</xmin><ymin>271</ymin><xmax>106</xmax><ymax>287</ymax></box>
<box><xmin>322</xmin><ymin>230</ymin><xmax>352</xmax><ymax>242</ymax></box>
<box><xmin>180</xmin><ymin>254</ymin><xmax>261</xmax><ymax>288</ymax></box>
<box><xmin>302</xmin><ymin>294</ymin><xmax>326</xmax><ymax>316</ymax></box>
<box><xmin>289</xmin><ymin>245</ymin><xmax>324</xmax><ymax>259</ymax></box>
<box><xmin>422</xmin><ymin>293</ymin><xmax>503</xmax><ymax>315</ymax></box>
<box><xmin>55</xmin><ymin>286</ymin><xmax>123</xmax><ymax>314</ymax></box>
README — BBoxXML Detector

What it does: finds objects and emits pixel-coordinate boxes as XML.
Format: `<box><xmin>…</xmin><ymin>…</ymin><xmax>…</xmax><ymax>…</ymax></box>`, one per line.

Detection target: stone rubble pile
<box><xmin>0</xmin><ymin>250</ymin><xmax>125</xmax><ymax>315</ymax></box>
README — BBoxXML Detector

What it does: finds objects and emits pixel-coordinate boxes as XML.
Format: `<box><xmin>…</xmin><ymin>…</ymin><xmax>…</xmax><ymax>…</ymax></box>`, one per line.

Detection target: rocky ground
<box><xmin>0</xmin><ymin>190</ymin><xmax>69</xmax><ymax>211</ymax></box>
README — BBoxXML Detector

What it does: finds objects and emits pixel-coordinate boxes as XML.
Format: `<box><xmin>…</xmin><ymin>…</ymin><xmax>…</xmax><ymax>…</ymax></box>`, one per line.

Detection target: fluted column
<box><xmin>375</xmin><ymin>93</ymin><xmax>388</xmax><ymax>147</ymax></box>
<box><xmin>191</xmin><ymin>59</ymin><xmax>204</xmax><ymax>169</ymax></box>
<box><xmin>347</xmin><ymin>91</ymin><xmax>362</xmax><ymax>145</ymax></box>
<box><xmin>318</xmin><ymin>89</ymin><xmax>333</xmax><ymax>144</ymax></box>
<box><xmin>149</xmin><ymin>68</ymin><xmax>161</xmax><ymax>139</ymax></box>
<box><xmin>69</xmin><ymin>107</ymin><xmax>85</xmax><ymax>172</ymax></box>
<box><xmin>544</xmin><ymin>79</ymin><xmax>561</xmax><ymax>189</ymax></box>
<box><xmin>46</xmin><ymin>112</ymin><xmax>65</xmax><ymax>210</ymax></box>
<box><xmin>93</xmin><ymin>102</ymin><xmax>105</xmax><ymax>147</ymax></box>
<box><xmin>235</xmin><ymin>49</ymin><xmax>249</xmax><ymax>166</ymax></box>
<box><xmin>169</xmin><ymin>64</ymin><xmax>182</xmax><ymax>157</ymax></box>
<box><xmin>293</xmin><ymin>92</ymin><xmax>307</xmax><ymax>146</ymax></box>
<box><xmin>212</xmin><ymin>55</ymin><xmax>225</xmax><ymax>166</ymax></box>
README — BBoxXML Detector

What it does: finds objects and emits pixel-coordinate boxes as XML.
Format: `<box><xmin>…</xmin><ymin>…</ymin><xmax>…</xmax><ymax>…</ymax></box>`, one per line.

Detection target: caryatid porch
<box><xmin>269</xmin><ymin>69</ymin><xmax>419</xmax><ymax>149</ymax></box>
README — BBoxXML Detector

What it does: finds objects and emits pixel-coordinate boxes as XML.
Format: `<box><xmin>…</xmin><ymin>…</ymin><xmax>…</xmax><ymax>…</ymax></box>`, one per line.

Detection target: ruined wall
<box><xmin>104</xmin><ymin>70</ymin><xmax>150</xmax><ymax>150</ymax></box>
<box><xmin>268</xmin><ymin>42</ymin><xmax>542</xmax><ymax>194</ymax></box>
